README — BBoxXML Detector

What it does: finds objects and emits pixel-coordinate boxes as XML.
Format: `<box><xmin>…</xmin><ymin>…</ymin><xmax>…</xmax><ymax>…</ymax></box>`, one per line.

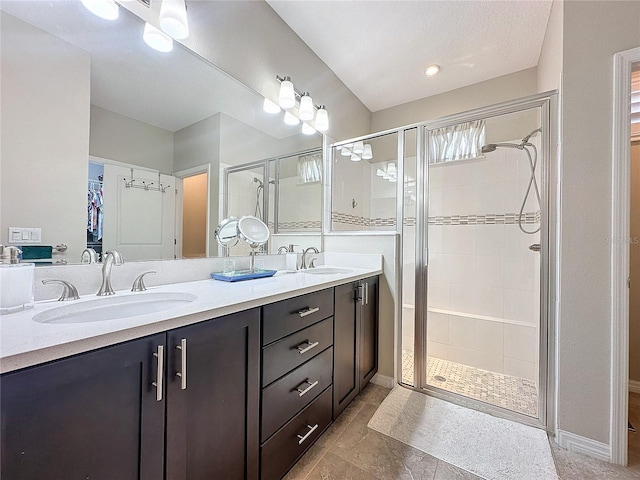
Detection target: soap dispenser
<box><xmin>285</xmin><ymin>244</ymin><xmax>298</xmax><ymax>272</ymax></box>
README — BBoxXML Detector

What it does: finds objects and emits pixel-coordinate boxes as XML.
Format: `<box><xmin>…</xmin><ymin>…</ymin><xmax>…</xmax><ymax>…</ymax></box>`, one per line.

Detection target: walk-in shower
<box><xmin>397</xmin><ymin>98</ymin><xmax>551</xmax><ymax>425</ymax></box>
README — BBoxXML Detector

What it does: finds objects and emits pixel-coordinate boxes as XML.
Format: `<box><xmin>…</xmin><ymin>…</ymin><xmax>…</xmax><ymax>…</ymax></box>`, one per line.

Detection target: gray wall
<box><xmin>0</xmin><ymin>13</ymin><xmax>90</xmax><ymax>263</ymax></box>
<box><xmin>372</xmin><ymin>68</ymin><xmax>538</xmax><ymax>132</ymax></box>
<box><xmin>90</xmin><ymin>106</ymin><xmax>174</xmax><ymax>174</ymax></box>
<box><xmin>557</xmin><ymin>0</ymin><xmax>640</xmax><ymax>444</ymax></box>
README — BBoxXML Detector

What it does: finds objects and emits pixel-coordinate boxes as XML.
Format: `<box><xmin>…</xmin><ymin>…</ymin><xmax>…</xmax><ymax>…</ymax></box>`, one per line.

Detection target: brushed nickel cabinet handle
<box><xmin>297</xmin><ymin>424</ymin><xmax>319</xmax><ymax>445</ymax></box>
<box><xmin>298</xmin><ymin>306</ymin><xmax>320</xmax><ymax>318</ymax></box>
<box><xmin>296</xmin><ymin>341</ymin><xmax>320</xmax><ymax>355</ymax></box>
<box><xmin>152</xmin><ymin>345</ymin><xmax>164</xmax><ymax>402</ymax></box>
<box><xmin>175</xmin><ymin>338</ymin><xmax>187</xmax><ymax>390</ymax></box>
<box><xmin>296</xmin><ymin>379</ymin><xmax>319</xmax><ymax>397</ymax></box>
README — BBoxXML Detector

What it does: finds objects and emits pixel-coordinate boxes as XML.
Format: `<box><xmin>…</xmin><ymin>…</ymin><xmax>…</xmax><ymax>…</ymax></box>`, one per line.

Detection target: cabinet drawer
<box><xmin>262</xmin><ymin>317</ymin><xmax>333</xmax><ymax>387</ymax></box>
<box><xmin>261</xmin><ymin>347</ymin><xmax>333</xmax><ymax>442</ymax></box>
<box><xmin>262</xmin><ymin>288</ymin><xmax>334</xmax><ymax>346</ymax></box>
<box><xmin>261</xmin><ymin>386</ymin><xmax>332</xmax><ymax>480</ymax></box>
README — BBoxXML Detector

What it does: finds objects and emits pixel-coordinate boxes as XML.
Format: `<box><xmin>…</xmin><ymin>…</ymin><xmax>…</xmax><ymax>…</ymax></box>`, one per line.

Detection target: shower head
<box><xmin>481</xmin><ymin>142</ymin><xmax>522</xmax><ymax>154</ymax></box>
<box><xmin>481</xmin><ymin>144</ymin><xmax>497</xmax><ymax>154</ymax></box>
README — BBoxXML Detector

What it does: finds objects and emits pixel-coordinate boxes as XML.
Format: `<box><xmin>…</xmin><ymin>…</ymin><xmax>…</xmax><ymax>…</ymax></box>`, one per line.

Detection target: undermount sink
<box><xmin>303</xmin><ymin>267</ymin><xmax>353</xmax><ymax>275</ymax></box>
<box><xmin>33</xmin><ymin>292</ymin><xmax>197</xmax><ymax>324</ymax></box>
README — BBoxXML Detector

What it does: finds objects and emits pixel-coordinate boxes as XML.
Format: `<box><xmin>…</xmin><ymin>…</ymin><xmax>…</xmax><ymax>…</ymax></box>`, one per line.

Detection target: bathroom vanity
<box><xmin>0</xmin><ymin>267</ymin><xmax>380</xmax><ymax>480</ymax></box>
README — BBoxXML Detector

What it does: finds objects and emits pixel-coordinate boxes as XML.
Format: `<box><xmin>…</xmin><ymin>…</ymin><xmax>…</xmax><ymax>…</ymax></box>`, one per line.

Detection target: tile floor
<box><xmin>402</xmin><ymin>350</ymin><xmax>538</xmax><ymax>417</ymax></box>
<box><xmin>285</xmin><ymin>385</ymin><xmax>640</xmax><ymax>480</ymax></box>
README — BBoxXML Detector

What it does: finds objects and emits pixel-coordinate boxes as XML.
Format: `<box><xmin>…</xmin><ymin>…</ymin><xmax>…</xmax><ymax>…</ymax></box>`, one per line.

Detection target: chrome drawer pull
<box><xmin>298</xmin><ymin>306</ymin><xmax>320</xmax><ymax>318</ymax></box>
<box><xmin>296</xmin><ymin>379</ymin><xmax>319</xmax><ymax>397</ymax></box>
<box><xmin>297</xmin><ymin>341</ymin><xmax>319</xmax><ymax>355</ymax></box>
<box><xmin>297</xmin><ymin>423</ymin><xmax>319</xmax><ymax>445</ymax></box>
<box><xmin>175</xmin><ymin>338</ymin><xmax>187</xmax><ymax>390</ymax></box>
<box><xmin>152</xmin><ymin>345</ymin><xmax>164</xmax><ymax>402</ymax></box>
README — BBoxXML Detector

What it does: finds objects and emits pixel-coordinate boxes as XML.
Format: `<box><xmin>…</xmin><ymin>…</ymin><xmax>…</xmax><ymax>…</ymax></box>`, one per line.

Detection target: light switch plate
<box><xmin>8</xmin><ymin>227</ymin><xmax>41</xmax><ymax>244</ymax></box>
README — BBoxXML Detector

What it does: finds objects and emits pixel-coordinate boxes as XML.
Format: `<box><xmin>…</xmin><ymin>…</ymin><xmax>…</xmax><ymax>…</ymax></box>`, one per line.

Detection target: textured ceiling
<box><xmin>267</xmin><ymin>0</ymin><xmax>553</xmax><ymax>112</ymax></box>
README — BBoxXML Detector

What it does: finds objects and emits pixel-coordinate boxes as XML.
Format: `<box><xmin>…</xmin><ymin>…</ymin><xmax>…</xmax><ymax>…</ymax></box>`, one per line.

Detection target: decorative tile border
<box><xmin>276</xmin><ymin>220</ymin><xmax>321</xmax><ymax>230</ymax></box>
<box><xmin>332</xmin><ymin>211</ymin><xmax>541</xmax><ymax>228</ymax></box>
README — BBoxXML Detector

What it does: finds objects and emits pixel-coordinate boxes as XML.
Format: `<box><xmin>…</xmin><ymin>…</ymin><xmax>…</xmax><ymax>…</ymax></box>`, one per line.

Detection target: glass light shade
<box><xmin>315</xmin><ymin>106</ymin><xmax>329</xmax><ymax>132</ymax></box>
<box><xmin>278</xmin><ymin>79</ymin><xmax>296</xmax><ymax>109</ymax></box>
<box><xmin>389</xmin><ymin>177</ymin><xmax>397</xmax><ymax>183</ymax></box>
<box><xmin>340</xmin><ymin>144</ymin><xmax>352</xmax><ymax>156</ymax></box>
<box><xmin>159</xmin><ymin>0</ymin><xmax>189</xmax><ymax>39</ymax></box>
<box><xmin>263</xmin><ymin>98</ymin><xmax>280</xmax><ymax>114</ymax></box>
<box><xmin>362</xmin><ymin>144</ymin><xmax>373</xmax><ymax>160</ymax></box>
<box><xmin>299</xmin><ymin>93</ymin><xmax>314</xmax><ymax>121</ymax></box>
<box><xmin>81</xmin><ymin>0</ymin><xmax>119</xmax><ymax>20</ymax></box>
<box><xmin>283</xmin><ymin>111</ymin><xmax>300</xmax><ymax>126</ymax></box>
<box><xmin>351</xmin><ymin>154</ymin><xmax>361</xmax><ymax>162</ymax></box>
<box><xmin>353</xmin><ymin>141</ymin><xmax>364</xmax><ymax>155</ymax></box>
<box><xmin>387</xmin><ymin>162</ymin><xmax>397</xmax><ymax>174</ymax></box>
<box><xmin>301</xmin><ymin>123</ymin><xmax>316</xmax><ymax>135</ymax></box>
<box><xmin>143</xmin><ymin>23</ymin><xmax>174</xmax><ymax>53</ymax></box>
<box><xmin>376</xmin><ymin>168</ymin><xmax>385</xmax><ymax>177</ymax></box>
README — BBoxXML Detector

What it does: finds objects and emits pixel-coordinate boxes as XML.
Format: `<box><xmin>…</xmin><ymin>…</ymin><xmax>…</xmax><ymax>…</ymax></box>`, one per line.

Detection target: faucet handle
<box><xmin>81</xmin><ymin>248</ymin><xmax>99</xmax><ymax>264</ymax></box>
<box><xmin>131</xmin><ymin>271</ymin><xmax>156</xmax><ymax>292</ymax></box>
<box><xmin>104</xmin><ymin>250</ymin><xmax>124</xmax><ymax>264</ymax></box>
<box><xmin>42</xmin><ymin>279</ymin><xmax>80</xmax><ymax>301</ymax></box>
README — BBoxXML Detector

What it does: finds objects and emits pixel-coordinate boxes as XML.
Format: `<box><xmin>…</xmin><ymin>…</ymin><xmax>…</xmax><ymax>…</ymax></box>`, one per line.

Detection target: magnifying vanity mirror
<box><xmin>0</xmin><ymin>1</ymin><xmax>323</xmax><ymax>265</ymax></box>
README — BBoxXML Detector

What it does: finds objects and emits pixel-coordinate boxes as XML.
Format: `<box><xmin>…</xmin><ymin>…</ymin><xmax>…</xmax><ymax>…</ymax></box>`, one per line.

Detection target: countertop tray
<box><xmin>211</xmin><ymin>269</ymin><xmax>277</xmax><ymax>282</ymax></box>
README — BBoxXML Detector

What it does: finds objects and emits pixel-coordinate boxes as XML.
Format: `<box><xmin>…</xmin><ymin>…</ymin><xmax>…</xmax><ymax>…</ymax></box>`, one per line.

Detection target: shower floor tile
<box><xmin>401</xmin><ymin>350</ymin><xmax>538</xmax><ymax>417</ymax></box>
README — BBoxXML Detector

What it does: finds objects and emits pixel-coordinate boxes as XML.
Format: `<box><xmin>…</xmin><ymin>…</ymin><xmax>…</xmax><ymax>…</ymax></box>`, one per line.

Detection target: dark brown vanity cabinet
<box><xmin>260</xmin><ymin>288</ymin><xmax>335</xmax><ymax>480</ymax></box>
<box><xmin>0</xmin><ymin>334</ymin><xmax>166</xmax><ymax>480</ymax></box>
<box><xmin>333</xmin><ymin>276</ymin><xmax>379</xmax><ymax>419</ymax></box>
<box><xmin>0</xmin><ymin>308</ymin><xmax>260</xmax><ymax>480</ymax></box>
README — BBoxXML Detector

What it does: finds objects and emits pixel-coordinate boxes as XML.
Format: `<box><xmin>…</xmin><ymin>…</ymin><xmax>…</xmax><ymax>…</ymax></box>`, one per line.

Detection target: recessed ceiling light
<box><xmin>424</xmin><ymin>64</ymin><xmax>441</xmax><ymax>77</ymax></box>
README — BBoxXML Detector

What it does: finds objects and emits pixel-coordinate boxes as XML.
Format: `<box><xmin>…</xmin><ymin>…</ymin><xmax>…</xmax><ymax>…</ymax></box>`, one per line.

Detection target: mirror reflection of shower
<box><xmin>253</xmin><ymin>177</ymin><xmax>275</xmax><ymax>221</ymax></box>
<box><xmin>481</xmin><ymin>127</ymin><xmax>542</xmax><ymax>234</ymax></box>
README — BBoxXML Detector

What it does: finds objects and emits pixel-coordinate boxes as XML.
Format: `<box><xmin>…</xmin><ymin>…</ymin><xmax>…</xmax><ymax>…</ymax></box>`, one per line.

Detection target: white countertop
<box><xmin>0</xmin><ymin>265</ymin><xmax>382</xmax><ymax>374</ymax></box>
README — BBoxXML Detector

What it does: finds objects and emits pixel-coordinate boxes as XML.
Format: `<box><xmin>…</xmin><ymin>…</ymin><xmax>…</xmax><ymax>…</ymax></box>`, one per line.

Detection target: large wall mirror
<box><xmin>0</xmin><ymin>1</ymin><xmax>322</xmax><ymax>264</ymax></box>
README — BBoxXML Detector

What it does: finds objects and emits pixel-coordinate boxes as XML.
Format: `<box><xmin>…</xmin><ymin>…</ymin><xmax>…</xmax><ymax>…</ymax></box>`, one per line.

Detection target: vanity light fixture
<box><xmin>278</xmin><ymin>76</ymin><xmax>296</xmax><ymax>109</ymax></box>
<box><xmin>283</xmin><ymin>111</ymin><xmax>300</xmax><ymax>126</ymax></box>
<box><xmin>351</xmin><ymin>153</ymin><xmax>361</xmax><ymax>162</ymax></box>
<box><xmin>263</xmin><ymin>98</ymin><xmax>281</xmax><ymax>114</ymax></box>
<box><xmin>159</xmin><ymin>0</ymin><xmax>189</xmax><ymax>40</ymax></box>
<box><xmin>425</xmin><ymin>64</ymin><xmax>441</xmax><ymax>77</ymax></box>
<box><xmin>362</xmin><ymin>144</ymin><xmax>373</xmax><ymax>160</ymax></box>
<box><xmin>143</xmin><ymin>22</ymin><xmax>174</xmax><ymax>52</ymax></box>
<box><xmin>299</xmin><ymin>93</ymin><xmax>314</xmax><ymax>121</ymax></box>
<box><xmin>340</xmin><ymin>144</ymin><xmax>353</xmax><ymax>156</ymax></box>
<box><xmin>315</xmin><ymin>106</ymin><xmax>329</xmax><ymax>132</ymax></box>
<box><xmin>80</xmin><ymin>0</ymin><xmax>119</xmax><ymax>20</ymax></box>
<box><xmin>352</xmin><ymin>141</ymin><xmax>365</xmax><ymax>155</ymax></box>
<box><xmin>301</xmin><ymin>123</ymin><xmax>317</xmax><ymax>135</ymax></box>
<box><xmin>275</xmin><ymin>75</ymin><xmax>330</xmax><ymax>134</ymax></box>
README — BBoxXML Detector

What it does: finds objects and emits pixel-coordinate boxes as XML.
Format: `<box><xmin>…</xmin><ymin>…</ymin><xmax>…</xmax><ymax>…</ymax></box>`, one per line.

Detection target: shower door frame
<box><xmin>405</xmin><ymin>92</ymin><xmax>557</xmax><ymax>430</ymax></box>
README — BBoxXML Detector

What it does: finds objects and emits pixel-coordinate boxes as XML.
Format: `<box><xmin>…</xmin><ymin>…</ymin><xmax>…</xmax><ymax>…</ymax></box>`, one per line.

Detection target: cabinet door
<box><xmin>166</xmin><ymin>309</ymin><xmax>260</xmax><ymax>480</ymax></box>
<box><xmin>333</xmin><ymin>281</ymin><xmax>359</xmax><ymax>419</ymax></box>
<box><xmin>359</xmin><ymin>276</ymin><xmax>379</xmax><ymax>386</ymax></box>
<box><xmin>0</xmin><ymin>334</ymin><xmax>165</xmax><ymax>480</ymax></box>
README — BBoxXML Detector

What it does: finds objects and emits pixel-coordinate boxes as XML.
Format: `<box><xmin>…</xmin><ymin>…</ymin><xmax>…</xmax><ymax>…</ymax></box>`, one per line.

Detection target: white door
<box><xmin>102</xmin><ymin>164</ymin><xmax>176</xmax><ymax>260</ymax></box>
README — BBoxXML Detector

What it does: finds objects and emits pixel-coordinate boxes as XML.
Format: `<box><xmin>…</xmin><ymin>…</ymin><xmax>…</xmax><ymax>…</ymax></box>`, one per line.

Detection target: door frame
<box><xmin>174</xmin><ymin>164</ymin><xmax>211</xmax><ymax>259</ymax></box>
<box><xmin>611</xmin><ymin>46</ymin><xmax>640</xmax><ymax>466</ymax></box>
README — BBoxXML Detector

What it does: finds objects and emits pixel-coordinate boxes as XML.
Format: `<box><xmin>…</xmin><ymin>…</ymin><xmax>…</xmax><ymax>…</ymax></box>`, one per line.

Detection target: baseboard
<box><xmin>371</xmin><ymin>373</ymin><xmax>395</xmax><ymax>389</ymax></box>
<box><xmin>556</xmin><ymin>429</ymin><xmax>611</xmax><ymax>462</ymax></box>
<box><xmin>629</xmin><ymin>380</ymin><xmax>640</xmax><ymax>394</ymax></box>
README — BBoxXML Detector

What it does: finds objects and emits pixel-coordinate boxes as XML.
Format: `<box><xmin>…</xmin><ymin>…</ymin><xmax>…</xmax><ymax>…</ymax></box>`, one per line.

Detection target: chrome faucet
<box><xmin>80</xmin><ymin>247</ymin><xmax>99</xmax><ymax>263</ymax></box>
<box><xmin>97</xmin><ymin>250</ymin><xmax>123</xmax><ymax>296</ymax></box>
<box><xmin>302</xmin><ymin>247</ymin><xmax>319</xmax><ymax>269</ymax></box>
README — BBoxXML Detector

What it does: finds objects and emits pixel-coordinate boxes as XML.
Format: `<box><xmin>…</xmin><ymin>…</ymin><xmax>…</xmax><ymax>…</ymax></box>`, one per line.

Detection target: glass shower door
<box><xmin>421</xmin><ymin>107</ymin><xmax>545</xmax><ymax>419</ymax></box>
